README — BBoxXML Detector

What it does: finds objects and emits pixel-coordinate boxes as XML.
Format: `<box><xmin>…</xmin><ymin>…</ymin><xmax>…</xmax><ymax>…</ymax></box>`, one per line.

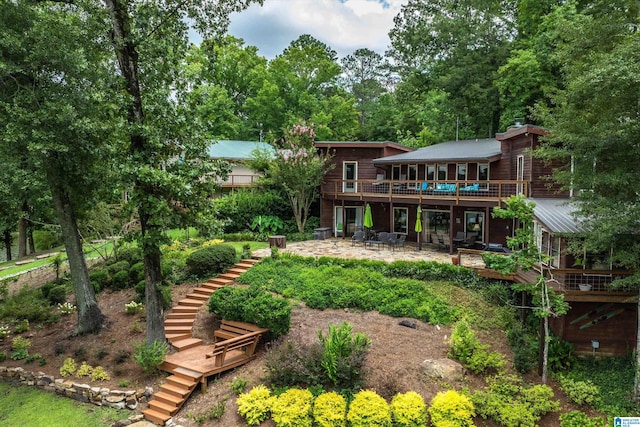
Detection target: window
<box><xmin>393</xmin><ymin>207</ymin><xmax>408</xmax><ymax>234</ymax></box>
<box><xmin>408</xmin><ymin>164</ymin><xmax>418</xmax><ymax>189</ymax></box>
<box><xmin>437</xmin><ymin>164</ymin><xmax>447</xmax><ymax>181</ymax></box>
<box><xmin>343</xmin><ymin>161</ymin><xmax>357</xmax><ymax>193</ymax></box>
<box><xmin>392</xmin><ymin>165</ymin><xmax>401</xmax><ymax>180</ymax></box>
<box><xmin>457</xmin><ymin>163</ymin><xmax>467</xmax><ymax>181</ymax></box>
<box><xmin>478</xmin><ymin>163</ymin><xmax>489</xmax><ymax>190</ymax></box>
<box><xmin>516</xmin><ymin>155</ymin><xmax>524</xmax><ymax>195</ymax></box>
<box><xmin>426</xmin><ymin>165</ymin><xmax>435</xmax><ymax>181</ymax></box>
<box><xmin>464</xmin><ymin>212</ymin><xmax>484</xmax><ymax>242</ymax></box>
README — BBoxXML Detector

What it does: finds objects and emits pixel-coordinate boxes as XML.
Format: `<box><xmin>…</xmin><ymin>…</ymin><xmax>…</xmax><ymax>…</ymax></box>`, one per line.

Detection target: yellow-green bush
<box><xmin>271</xmin><ymin>388</ymin><xmax>314</xmax><ymax>427</ymax></box>
<box><xmin>76</xmin><ymin>361</ymin><xmax>93</xmax><ymax>377</ymax></box>
<box><xmin>59</xmin><ymin>358</ymin><xmax>77</xmax><ymax>377</ymax></box>
<box><xmin>313</xmin><ymin>392</ymin><xmax>346</xmax><ymax>427</ymax></box>
<box><xmin>448</xmin><ymin>318</ymin><xmax>505</xmax><ymax>374</ymax></box>
<box><xmin>347</xmin><ymin>390</ymin><xmax>391</xmax><ymax>427</ymax></box>
<box><xmin>237</xmin><ymin>385</ymin><xmax>276</xmax><ymax>426</ymax></box>
<box><xmin>390</xmin><ymin>391</ymin><xmax>427</xmax><ymax>427</ymax></box>
<box><xmin>428</xmin><ymin>390</ymin><xmax>475</xmax><ymax>427</ymax></box>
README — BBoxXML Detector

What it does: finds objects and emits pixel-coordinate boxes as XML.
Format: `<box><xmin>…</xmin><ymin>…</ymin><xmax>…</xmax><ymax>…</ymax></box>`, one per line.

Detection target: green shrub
<box><xmin>91</xmin><ymin>366</ymin><xmax>110</xmax><ymax>381</ymax></box>
<box><xmin>557</xmin><ymin>374</ymin><xmax>600</xmax><ymax>407</ymax></box>
<box><xmin>14</xmin><ymin>319</ymin><xmax>30</xmax><ymax>333</ymax></box>
<box><xmin>11</xmin><ymin>336</ymin><xmax>31</xmax><ymax>360</ymax></box>
<box><xmin>60</xmin><ymin>358</ymin><xmax>77</xmax><ymax>377</ymax></box>
<box><xmin>559</xmin><ymin>410</ymin><xmax>607</xmax><ymax>427</ymax></box>
<box><xmin>89</xmin><ymin>269</ymin><xmax>111</xmax><ymax>292</ymax></box>
<box><xmin>236</xmin><ymin>384</ymin><xmax>276</xmax><ymax>426</ymax></box>
<box><xmin>33</xmin><ymin>230</ymin><xmax>62</xmax><ymax>250</ymax></box>
<box><xmin>318</xmin><ymin>322</ymin><xmax>370</xmax><ymax>388</ymax></box>
<box><xmin>208</xmin><ymin>286</ymin><xmax>291</xmax><ymax>339</ymax></box>
<box><xmin>548</xmin><ymin>336</ymin><xmax>575</xmax><ymax>371</ymax></box>
<box><xmin>76</xmin><ymin>361</ymin><xmax>93</xmax><ymax>377</ymax></box>
<box><xmin>213</xmin><ymin>188</ymin><xmax>290</xmax><ymax>234</ymax></box>
<box><xmin>45</xmin><ymin>285</ymin><xmax>67</xmax><ymax>305</ymax></box>
<box><xmin>116</xmin><ymin>246</ymin><xmax>143</xmax><ymax>264</ymax></box>
<box><xmin>0</xmin><ymin>287</ymin><xmax>59</xmax><ymax>324</ymax></box>
<box><xmin>107</xmin><ymin>260</ymin><xmax>130</xmax><ymax>275</ymax></box>
<box><xmin>133</xmin><ymin>340</ymin><xmax>168</xmax><ymax>375</ymax></box>
<box><xmin>472</xmin><ymin>374</ymin><xmax>559</xmax><ymax>427</ymax></box>
<box><xmin>428</xmin><ymin>390</ymin><xmax>475</xmax><ymax>427</ymax></box>
<box><xmin>313</xmin><ymin>392</ymin><xmax>346</xmax><ymax>427</ymax></box>
<box><xmin>231</xmin><ymin>378</ymin><xmax>248</xmax><ymax>395</ymax></box>
<box><xmin>129</xmin><ymin>262</ymin><xmax>145</xmax><ymax>282</ymax></box>
<box><xmin>0</xmin><ymin>351</ymin><xmax>6</xmax><ymax>362</ymax></box>
<box><xmin>271</xmin><ymin>388</ymin><xmax>314</xmax><ymax>427</ymax></box>
<box><xmin>506</xmin><ymin>323</ymin><xmax>537</xmax><ymax>374</ymax></box>
<box><xmin>186</xmin><ymin>244</ymin><xmax>237</xmax><ymax>278</ymax></box>
<box><xmin>265</xmin><ymin>338</ymin><xmax>324</xmax><ymax>387</ymax></box>
<box><xmin>347</xmin><ymin>390</ymin><xmax>391</xmax><ymax>427</ymax></box>
<box><xmin>134</xmin><ymin>280</ymin><xmax>172</xmax><ymax>310</ymax></box>
<box><xmin>448</xmin><ymin>318</ymin><xmax>505</xmax><ymax>374</ymax></box>
<box><xmin>390</xmin><ymin>391</ymin><xmax>427</xmax><ymax>427</ymax></box>
<box><xmin>111</xmin><ymin>270</ymin><xmax>131</xmax><ymax>290</ymax></box>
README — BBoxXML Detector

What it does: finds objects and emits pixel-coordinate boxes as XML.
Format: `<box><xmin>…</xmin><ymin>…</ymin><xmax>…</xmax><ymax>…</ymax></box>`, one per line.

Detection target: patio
<box><xmin>252</xmin><ymin>238</ymin><xmax>458</xmax><ymax>264</ymax></box>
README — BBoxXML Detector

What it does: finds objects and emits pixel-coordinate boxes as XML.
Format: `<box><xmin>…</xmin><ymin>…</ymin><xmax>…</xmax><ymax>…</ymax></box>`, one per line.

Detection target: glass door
<box><xmin>343</xmin><ymin>161</ymin><xmax>358</xmax><ymax>193</ymax></box>
<box><xmin>334</xmin><ymin>207</ymin><xmax>343</xmax><ymax>237</ymax></box>
<box><xmin>343</xmin><ymin>206</ymin><xmax>363</xmax><ymax>236</ymax></box>
<box><xmin>516</xmin><ymin>155</ymin><xmax>524</xmax><ymax>195</ymax></box>
<box><xmin>464</xmin><ymin>211</ymin><xmax>484</xmax><ymax>242</ymax></box>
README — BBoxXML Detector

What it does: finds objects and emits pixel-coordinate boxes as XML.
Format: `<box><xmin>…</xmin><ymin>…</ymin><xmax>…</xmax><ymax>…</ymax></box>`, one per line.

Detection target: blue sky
<box><xmin>226</xmin><ymin>0</ymin><xmax>408</xmax><ymax>60</ymax></box>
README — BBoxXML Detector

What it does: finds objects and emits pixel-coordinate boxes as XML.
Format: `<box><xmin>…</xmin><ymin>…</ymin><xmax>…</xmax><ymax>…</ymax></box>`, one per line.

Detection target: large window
<box><xmin>426</xmin><ymin>165</ymin><xmax>435</xmax><ymax>181</ymax></box>
<box><xmin>457</xmin><ymin>163</ymin><xmax>467</xmax><ymax>181</ymax></box>
<box><xmin>392</xmin><ymin>165</ymin><xmax>401</xmax><ymax>180</ymax></box>
<box><xmin>464</xmin><ymin>211</ymin><xmax>484</xmax><ymax>242</ymax></box>
<box><xmin>478</xmin><ymin>163</ymin><xmax>489</xmax><ymax>190</ymax></box>
<box><xmin>437</xmin><ymin>164</ymin><xmax>447</xmax><ymax>181</ymax></box>
<box><xmin>408</xmin><ymin>164</ymin><xmax>418</xmax><ymax>189</ymax></box>
<box><xmin>393</xmin><ymin>207</ymin><xmax>408</xmax><ymax>234</ymax></box>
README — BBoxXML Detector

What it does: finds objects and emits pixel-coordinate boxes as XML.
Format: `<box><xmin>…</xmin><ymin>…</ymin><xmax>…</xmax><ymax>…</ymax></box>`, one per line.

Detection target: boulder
<box><xmin>420</xmin><ymin>358</ymin><xmax>465</xmax><ymax>382</ymax></box>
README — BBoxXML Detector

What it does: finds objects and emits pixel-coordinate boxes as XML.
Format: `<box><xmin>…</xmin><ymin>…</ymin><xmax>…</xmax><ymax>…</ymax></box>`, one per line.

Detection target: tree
<box><xmin>103</xmin><ymin>0</ymin><xmax>255</xmax><ymax>344</ymax></box>
<box><xmin>484</xmin><ymin>195</ymin><xmax>568</xmax><ymax>384</ymax></box>
<box><xmin>534</xmin><ymin>0</ymin><xmax>640</xmax><ymax>397</ymax></box>
<box><xmin>246</xmin><ymin>35</ymin><xmax>359</xmax><ymax>139</ymax></box>
<box><xmin>0</xmin><ymin>0</ymin><xmax>110</xmax><ymax>333</ymax></box>
<box><xmin>251</xmin><ymin>123</ymin><xmax>334</xmax><ymax>233</ymax></box>
<box><xmin>388</xmin><ymin>0</ymin><xmax>515</xmax><ymax>137</ymax></box>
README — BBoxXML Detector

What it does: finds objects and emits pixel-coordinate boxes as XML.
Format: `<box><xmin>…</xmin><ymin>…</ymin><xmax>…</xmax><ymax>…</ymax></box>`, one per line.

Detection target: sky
<box><xmin>226</xmin><ymin>0</ymin><xmax>408</xmax><ymax>60</ymax></box>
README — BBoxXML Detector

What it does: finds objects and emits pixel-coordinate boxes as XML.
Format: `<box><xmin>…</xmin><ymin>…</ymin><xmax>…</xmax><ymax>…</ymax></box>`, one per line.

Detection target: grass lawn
<box><xmin>0</xmin><ymin>382</ymin><xmax>129</xmax><ymax>426</ymax></box>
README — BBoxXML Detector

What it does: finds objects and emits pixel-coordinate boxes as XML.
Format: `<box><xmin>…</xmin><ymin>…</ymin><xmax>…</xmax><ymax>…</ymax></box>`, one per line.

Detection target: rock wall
<box><xmin>0</xmin><ymin>365</ymin><xmax>151</xmax><ymax>426</ymax></box>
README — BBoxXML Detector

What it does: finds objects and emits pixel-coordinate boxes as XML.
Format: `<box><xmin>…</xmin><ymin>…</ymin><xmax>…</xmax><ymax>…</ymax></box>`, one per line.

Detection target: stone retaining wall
<box><xmin>0</xmin><ymin>366</ymin><xmax>151</xmax><ymax>426</ymax></box>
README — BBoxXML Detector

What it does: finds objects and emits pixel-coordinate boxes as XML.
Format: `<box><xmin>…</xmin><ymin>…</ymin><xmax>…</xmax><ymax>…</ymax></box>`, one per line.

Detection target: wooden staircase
<box><xmin>142</xmin><ymin>258</ymin><xmax>260</xmax><ymax>425</ymax></box>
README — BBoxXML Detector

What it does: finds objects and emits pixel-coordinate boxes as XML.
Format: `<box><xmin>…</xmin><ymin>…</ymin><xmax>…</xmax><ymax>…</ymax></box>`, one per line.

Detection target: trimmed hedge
<box><xmin>185</xmin><ymin>244</ymin><xmax>237</xmax><ymax>278</ymax></box>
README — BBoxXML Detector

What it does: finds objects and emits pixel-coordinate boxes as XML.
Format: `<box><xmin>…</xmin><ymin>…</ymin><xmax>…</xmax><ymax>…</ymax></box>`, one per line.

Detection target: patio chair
<box><xmin>351</xmin><ymin>230</ymin><xmax>365</xmax><ymax>246</ymax></box>
<box><xmin>438</xmin><ymin>234</ymin><xmax>450</xmax><ymax>251</ymax></box>
<box><xmin>389</xmin><ymin>234</ymin><xmax>406</xmax><ymax>251</ymax></box>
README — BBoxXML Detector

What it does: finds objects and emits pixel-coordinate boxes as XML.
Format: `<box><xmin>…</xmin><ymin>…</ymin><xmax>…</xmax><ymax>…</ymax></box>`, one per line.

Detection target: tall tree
<box><xmin>103</xmin><ymin>0</ymin><xmax>256</xmax><ymax>344</ymax></box>
<box><xmin>246</xmin><ymin>35</ymin><xmax>359</xmax><ymax>140</ymax></box>
<box><xmin>534</xmin><ymin>0</ymin><xmax>640</xmax><ymax>397</ymax></box>
<box><xmin>389</xmin><ymin>0</ymin><xmax>515</xmax><ymax>137</ymax></box>
<box><xmin>0</xmin><ymin>0</ymin><xmax>110</xmax><ymax>333</ymax></box>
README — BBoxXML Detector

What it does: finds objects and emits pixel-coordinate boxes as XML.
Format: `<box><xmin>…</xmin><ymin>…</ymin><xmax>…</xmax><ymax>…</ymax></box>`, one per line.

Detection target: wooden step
<box><xmin>166</xmin><ymin>374</ymin><xmax>197</xmax><ymax>389</ymax></box>
<box><xmin>149</xmin><ymin>398</ymin><xmax>180</xmax><ymax>415</ymax></box>
<box><xmin>207</xmin><ymin>277</ymin><xmax>234</xmax><ymax>285</ymax></box>
<box><xmin>185</xmin><ymin>292</ymin><xmax>209</xmax><ymax>302</ymax></box>
<box><xmin>165</xmin><ymin>326</ymin><xmax>193</xmax><ymax>335</ymax></box>
<box><xmin>166</xmin><ymin>312</ymin><xmax>197</xmax><ymax>320</ymax></box>
<box><xmin>244</xmin><ymin>258</ymin><xmax>260</xmax><ymax>264</ymax></box>
<box><xmin>161</xmin><ymin>383</ymin><xmax>192</xmax><ymax>399</ymax></box>
<box><xmin>217</xmin><ymin>273</ymin><xmax>239</xmax><ymax>281</ymax></box>
<box><xmin>192</xmin><ymin>286</ymin><xmax>217</xmax><ymax>295</ymax></box>
<box><xmin>172</xmin><ymin>305</ymin><xmax>199</xmax><ymax>313</ymax></box>
<box><xmin>177</xmin><ymin>298</ymin><xmax>203</xmax><ymax>307</ymax></box>
<box><xmin>154</xmin><ymin>391</ymin><xmax>183</xmax><ymax>406</ymax></box>
<box><xmin>166</xmin><ymin>332</ymin><xmax>191</xmax><ymax>341</ymax></box>
<box><xmin>174</xmin><ymin>366</ymin><xmax>202</xmax><ymax>381</ymax></box>
<box><xmin>170</xmin><ymin>338</ymin><xmax>202</xmax><ymax>352</ymax></box>
<box><xmin>165</xmin><ymin>318</ymin><xmax>195</xmax><ymax>327</ymax></box>
<box><xmin>143</xmin><ymin>408</ymin><xmax>171</xmax><ymax>425</ymax></box>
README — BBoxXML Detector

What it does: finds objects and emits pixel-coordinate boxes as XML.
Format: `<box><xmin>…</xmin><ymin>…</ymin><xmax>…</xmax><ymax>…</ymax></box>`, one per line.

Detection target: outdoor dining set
<box><xmin>351</xmin><ymin>230</ymin><xmax>406</xmax><ymax>251</ymax></box>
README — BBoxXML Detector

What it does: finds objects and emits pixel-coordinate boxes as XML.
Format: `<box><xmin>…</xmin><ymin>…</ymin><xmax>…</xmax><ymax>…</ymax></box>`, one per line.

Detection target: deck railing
<box><xmin>216</xmin><ymin>174</ymin><xmax>261</xmax><ymax>187</ymax></box>
<box><xmin>321</xmin><ymin>179</ymin><xmax>528</xmax><ymax>204</ymax></box>
<box><xmin>456</xmin><ymin>248</ymin><xmax>635</xmax><ymax>293</ymax></box>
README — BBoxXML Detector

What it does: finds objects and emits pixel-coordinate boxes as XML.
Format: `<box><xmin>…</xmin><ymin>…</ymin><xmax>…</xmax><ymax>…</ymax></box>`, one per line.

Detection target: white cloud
<box><xmin>228</xmin><ymin>0</ymin><xmax>407</xmax><ymax>60</ymax></box>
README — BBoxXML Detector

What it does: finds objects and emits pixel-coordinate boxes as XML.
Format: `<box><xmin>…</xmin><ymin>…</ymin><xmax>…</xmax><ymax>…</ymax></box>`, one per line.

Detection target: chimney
<box><xmin>514</xmin><ymin>118</ymin><xmax>523</xmax><ymax>127</ymax></box>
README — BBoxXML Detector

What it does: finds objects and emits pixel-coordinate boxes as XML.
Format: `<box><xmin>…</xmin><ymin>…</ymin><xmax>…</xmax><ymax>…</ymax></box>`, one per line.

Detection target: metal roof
<box><xmin>529</xmin><ymin>198</ymin><xmax>584</xmax><ymax>234</ymax></box>
<box><xmin>207</xmin><ymin>140</ymin><xmax>275</xmax><ymax>161</ymax></box>
<box><xmin>372</xmin><ymin>139</ymin><xmax>502</xmax><ymax>164</ymax></box>
<box><xmin>314</xmin><ymin>141</ymin><xmax>413</xmax><ymax>151</ymax></box>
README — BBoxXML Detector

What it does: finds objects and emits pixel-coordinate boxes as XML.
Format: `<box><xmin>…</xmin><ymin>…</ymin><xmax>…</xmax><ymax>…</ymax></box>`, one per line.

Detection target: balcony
<box><xmin>321</xmin><ymin>179</ymin><xmax>529</xmax><ymax>205</ymax></box>
<box><xmin>216</xmin><ymin>174</ymin><xmax>261</xmax><ymax>188</ymax></box>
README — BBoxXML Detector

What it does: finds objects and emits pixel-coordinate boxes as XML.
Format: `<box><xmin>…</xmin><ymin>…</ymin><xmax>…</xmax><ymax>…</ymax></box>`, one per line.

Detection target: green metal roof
<box><xmin>207</xmin><ymin>140</ymin><xmax>275</xmax><ymax>161</ymax></box>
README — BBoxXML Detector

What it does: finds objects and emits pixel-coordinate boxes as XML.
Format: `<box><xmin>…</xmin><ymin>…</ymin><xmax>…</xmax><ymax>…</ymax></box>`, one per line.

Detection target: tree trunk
<box><xmin>48</xmin><ymin>176</ymin><xmax>105</xmax><ymax>334</ymax></box>
<box><xmin>104</xmin><ymin>0</ymin><xmax>165</xmax><ymax>344</ymax></box>
<box><xmin>3</xmin><ymin>230</ymin><xmax>12</xmax><ymax>261</ymax></box>
<box><xmin>18</xmin><ymin>201</ymin><xmax>28</xmax><ymax>257</ymax></box>
<box><xmin>141</xmin><ymin>215</ymin><xmax>166</xmax><ymax>344</ymax></box>
<box><xmin>634</xmin><ymin>288</ymin><xmax>640</xmax><ymax>401</ymax></box>
<box><xmin>28</xmin><ymin>228</ymin><xmax>35</xmax><ymax>254</ymax></box>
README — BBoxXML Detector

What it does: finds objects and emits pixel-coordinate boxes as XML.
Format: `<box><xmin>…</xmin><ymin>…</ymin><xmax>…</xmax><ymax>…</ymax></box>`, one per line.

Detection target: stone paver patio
<box><xmin>252</xmin><ymin>238</ymin><xmax>456</xmax><ymax>263</ymax></box>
